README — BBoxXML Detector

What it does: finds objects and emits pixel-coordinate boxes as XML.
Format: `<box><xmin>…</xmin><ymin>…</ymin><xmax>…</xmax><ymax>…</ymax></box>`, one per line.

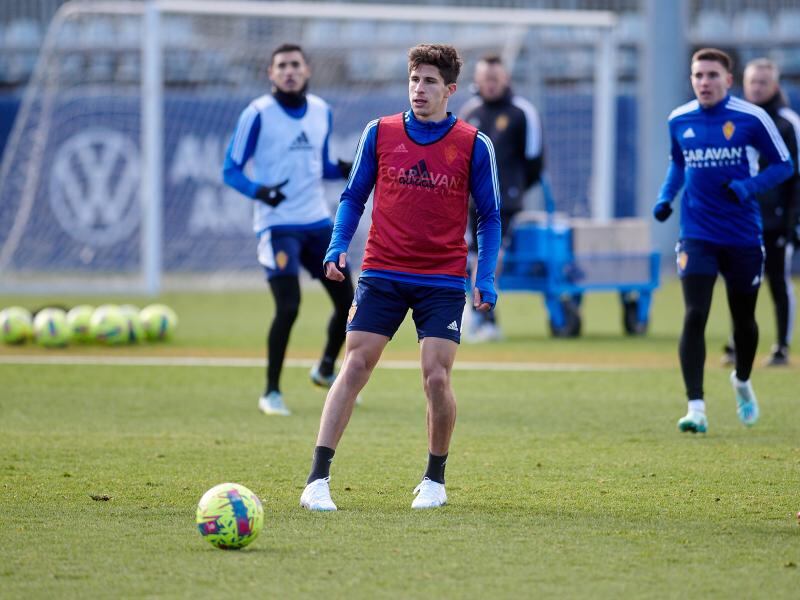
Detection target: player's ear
<box><xmin>446</xmin><ymin>83</ymin><xmax>457</xmax><ymax>97</ymax></box>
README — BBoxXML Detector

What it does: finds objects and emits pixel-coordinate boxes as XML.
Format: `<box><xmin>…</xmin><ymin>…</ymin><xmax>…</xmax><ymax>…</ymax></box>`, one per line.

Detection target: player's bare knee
<box><xmin>422</xmin><ymin>368</ymin><xmax>451</xmax><ymax>399</ymax></box>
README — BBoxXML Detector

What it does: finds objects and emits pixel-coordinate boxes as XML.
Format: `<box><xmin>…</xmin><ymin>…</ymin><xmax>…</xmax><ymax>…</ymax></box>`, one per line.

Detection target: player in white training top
<box><xmin>223</xmin><ymin>43</ymin><xmax>354</xmax><ymax>416</ymax></box>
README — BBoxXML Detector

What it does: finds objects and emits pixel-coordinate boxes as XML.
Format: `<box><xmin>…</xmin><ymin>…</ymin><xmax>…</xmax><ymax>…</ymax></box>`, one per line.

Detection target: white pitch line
<box><xmin>0</xmin><ymin>354</ymin><xmax>640</xmax><ymax>372</ymax></box>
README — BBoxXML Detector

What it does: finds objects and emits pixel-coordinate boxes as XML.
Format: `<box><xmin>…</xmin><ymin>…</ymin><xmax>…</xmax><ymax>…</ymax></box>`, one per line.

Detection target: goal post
<box><xmin>0</xmin><ymin>0</ymin><xmax>617</xmax><ymax>295</ymax></box>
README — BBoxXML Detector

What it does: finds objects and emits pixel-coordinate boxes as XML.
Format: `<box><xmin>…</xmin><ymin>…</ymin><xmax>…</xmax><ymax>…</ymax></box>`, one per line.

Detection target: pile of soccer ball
<box><xmin>0</xmin><ymin>303</ymin><xmax>178</xmax><ymax>347</ymax></box>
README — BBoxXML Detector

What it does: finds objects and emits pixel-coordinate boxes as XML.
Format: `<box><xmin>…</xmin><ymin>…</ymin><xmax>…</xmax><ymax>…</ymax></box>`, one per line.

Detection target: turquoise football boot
<box><xmin>677</xmin><ymin>410</ymin><xmax>708</xmax><ymax>433</ymax></box>
<box><xmin>730</xmin><ymin>371</ymin><xmax>759</xmax><ymax>427</ymax></box>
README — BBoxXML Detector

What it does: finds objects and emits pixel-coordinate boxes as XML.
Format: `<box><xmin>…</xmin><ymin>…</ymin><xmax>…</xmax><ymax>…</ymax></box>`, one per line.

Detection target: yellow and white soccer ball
<box><xmin>33</xmin><ymin>307</ymin><xmax>70</xmax><ymax>347</ymax></box>
<box><xmin>0</xmin><ymin>306</ymin><xmax>33</xmax><ymax>344</ymax></box>
<box><xmin>196</xmin><ymin>483</ymin><xmax>264</xmax><ymax>550</ymax></box>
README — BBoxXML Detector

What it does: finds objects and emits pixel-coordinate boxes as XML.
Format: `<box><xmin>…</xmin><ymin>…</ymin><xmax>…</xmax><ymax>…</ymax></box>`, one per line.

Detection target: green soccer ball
<box><xmin>140</xmin><ymin>304</ymin><xmax>178</xmax><ymax>341</ymax></box>
<box><xmin>33</xmin><ymin>307</ymin><xmax>69</xmax><ymax>347</ymax></box>
<box><xmin>66</xmin><ymin>305</ymin><xmax>95</xmax><ymax>343</ymax></box>
<box><xmin>196</xmin><ymin>483</ymin><xmax>264</xmax><ymax>550</ymax></box>
<box><xmin>120</xmin><ymin>304</ymin><xmax>145</xmax><ymax>343</ymax></box>
<box><xmin>0</xmin><ymin>306</ymin><xmax>33</xmax><ymax>344</ymax></box>
<box><xmin>90</xmin><ymin>305</ymin><xmax>127</xmax><ymax>345</ymax></box>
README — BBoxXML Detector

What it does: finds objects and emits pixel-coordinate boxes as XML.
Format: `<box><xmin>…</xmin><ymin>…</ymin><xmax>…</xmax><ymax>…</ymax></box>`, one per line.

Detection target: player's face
<box><xmin>743</xmin><ymin>67</ymin><xmax>778</xmax><ymax>105</ymax></box>
<box><xmin>269</xmin><ymin>51</ymin><xmax>310</xmax><ymax>94</ymax></box>
<box><xmin>474</xmin><ymin>62</ymin><xmax>509</xmax><ymax>102</ymax></box>
<box><xmin>690</xmin><ymin>60</ymin><xmax>732</xmax><ymax>108</ymax></box>
<box><xmin>409</xmin><ymin>64</ymin><xmax>457</xmax><ymax>122</ymax></box>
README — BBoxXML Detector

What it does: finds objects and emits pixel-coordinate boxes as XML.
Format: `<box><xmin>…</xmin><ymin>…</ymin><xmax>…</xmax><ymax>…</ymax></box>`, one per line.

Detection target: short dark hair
<box><xmin>691</xmin><ymin>48</ymin><xmax>733</xmax><ymax>72</ymax></box>
<box><xmin>479</xmin><ymin>53</ymin><xmax>503</xmax><ymax>66</ymax></box>
<box><xmin>271</xmin><ymin>43</ymin><xmax>306</xmax><ymax>64</ymax></box>
<box><xmin>408</xmin><ymin>44</ymin><xmax>462</xmax><ymax>85</ymax></box>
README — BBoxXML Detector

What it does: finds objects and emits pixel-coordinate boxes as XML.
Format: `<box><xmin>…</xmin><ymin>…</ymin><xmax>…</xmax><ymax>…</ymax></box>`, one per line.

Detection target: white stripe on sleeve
<box><xmin>511</xmin><ymin>96</ymin><xmax>543</xmax><ymax>158</ymax></box>
<box><xmin>778</xmin><ymin>106</ymin><xmax>800</xmax><ymax>174</ymax></box>
<box><xmin>728</xmin><ymin>98</ymin><xmax>790</xmax><ymax>161</ymax></box>
<box><xmin>231</xmin><ymin>104</ymin><xmax>259</xmax><ymax>165</ymax></box>
<box><xmin>347</xmin><ymin>118</ymin><xmax>379</xmax><ymax>189</ymax></box>
<box><xmin>477</xmin><ymin>131</ymin><xmax>501</xmax><ymax>210</ymax></box>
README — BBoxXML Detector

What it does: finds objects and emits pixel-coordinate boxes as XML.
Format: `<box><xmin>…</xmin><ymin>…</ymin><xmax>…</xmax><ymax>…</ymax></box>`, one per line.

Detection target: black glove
<box><xmin>255</xmin><ymin>179</ymin><xmax>289</xmax><ymax>208</ymax></box>
<box><xmin>653</xmin><ymin>200</ymin><xmax>673</xmax><ymax>222</ymax></box>
<box><xmin>337</xmin><ymin>159</ymin><xmax>353</xmax><ymax>179</ymax></box>
<box><xmin>723</xmin><ymin>180</ymin><xmax>746</xmax><ymax>204</ymax></box>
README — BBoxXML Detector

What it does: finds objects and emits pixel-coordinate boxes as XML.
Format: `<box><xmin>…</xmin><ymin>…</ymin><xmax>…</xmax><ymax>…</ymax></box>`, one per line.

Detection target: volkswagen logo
<box><xmin>49</xmin><ymin>128</ymin><xmax>141</xmax><ymax>246</ymax></box>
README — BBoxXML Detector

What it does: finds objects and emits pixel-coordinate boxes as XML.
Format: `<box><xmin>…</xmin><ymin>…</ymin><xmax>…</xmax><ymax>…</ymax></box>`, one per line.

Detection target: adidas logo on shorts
<box><xmin>447</xmin><ymin>321</ymin><xmax>459</xmax><ymax>331</ymax></box>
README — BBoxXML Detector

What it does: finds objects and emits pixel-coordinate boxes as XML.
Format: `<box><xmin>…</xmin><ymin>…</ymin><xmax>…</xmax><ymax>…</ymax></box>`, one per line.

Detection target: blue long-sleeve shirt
<box><xmin>658</xmin><ymin>94</ymin><xmax>793</xmax><ymax>246</ymax></box>
<box><xmin>326</xmin><ymin>111</ymin><xmax>502</xmax><ymax>306</ymax></box>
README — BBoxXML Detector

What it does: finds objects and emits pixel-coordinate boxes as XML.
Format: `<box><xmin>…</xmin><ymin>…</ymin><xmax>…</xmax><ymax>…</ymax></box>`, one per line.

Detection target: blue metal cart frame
<box><xmin>497</xmin><ymin>179</ymin><xmax>661</xmax><ymax>337</ymax></box>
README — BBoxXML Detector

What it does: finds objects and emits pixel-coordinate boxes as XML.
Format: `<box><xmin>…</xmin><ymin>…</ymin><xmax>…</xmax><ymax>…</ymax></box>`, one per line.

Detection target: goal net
<box><xmin>0</xmin><ymin>0</ymin><xmax>617</xmax><ymax>294</ymax></box>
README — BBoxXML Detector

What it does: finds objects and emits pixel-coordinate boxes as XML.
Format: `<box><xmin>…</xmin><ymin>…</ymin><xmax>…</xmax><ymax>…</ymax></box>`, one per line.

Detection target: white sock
<box><xmin>734</xmin><ymin>375</ymin><xmax>749</xmax><ymax>386</ymax></box>
<box><xmin>688</xmin><ymin>399</ymin><xmax>706</xmax><ymax>414</ymax></box>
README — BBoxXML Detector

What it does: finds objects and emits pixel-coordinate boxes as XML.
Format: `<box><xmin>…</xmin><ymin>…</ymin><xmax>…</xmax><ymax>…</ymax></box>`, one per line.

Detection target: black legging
<box><xmin>680</xmin><ymin>275</ymin><xmax>759</xmax><ymax>400</ymax></box>
<box><xmin>763</xmin><ymin>231</ymin><xmax>794</xmax><ymax>348</ymax></box>
<box><xmin>266</xmin><ymin>275</ymin><xmax>354</xmax><ymax>393</ymax></box>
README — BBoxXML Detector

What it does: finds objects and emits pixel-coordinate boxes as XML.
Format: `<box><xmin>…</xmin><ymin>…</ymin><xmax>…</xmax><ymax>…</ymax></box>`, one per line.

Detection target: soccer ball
<box><xmin>0</xmin><ymin>306</ymin><xmax>33</xmax><ymax>344</ymax></box>
<box><xmin>90</xmin><ymin>305</ymin><xmax>127</xmax><ymax>345</ymax></box>
<box><xmin>120</xmin><ymin>304</ymin><xmax>145</xmax><ymax>343</ymax></box>
<box><xmin>196</xmin><ymin>483</ymin><xmax>264</xmax><ymax>550</ymax></box>
<box><xmin>140</xmin><ymin>304</ymin><xmax>178</xmax><ymax>341</ymax></box>
<box><xmin>32</xmin><ymin>307</ymin><xmax>70</xmax><ymax>347</ymax></box>
<box><xmin>66</xmin><ymin>305</ymin><xmax>94</xmax><ymax>343</ymax></box>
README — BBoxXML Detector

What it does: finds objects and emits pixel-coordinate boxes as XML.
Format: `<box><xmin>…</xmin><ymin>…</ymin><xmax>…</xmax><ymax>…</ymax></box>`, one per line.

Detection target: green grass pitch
<box><xmin>1</xmin><ymin>278</ymin><xmax>798</xmax><ymax>598</ymax></box>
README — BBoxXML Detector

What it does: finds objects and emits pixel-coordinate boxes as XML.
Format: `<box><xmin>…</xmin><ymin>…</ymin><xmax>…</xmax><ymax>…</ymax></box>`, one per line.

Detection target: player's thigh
<box><xmin>719</xmin><ymin>243</ymin><xmax>764</xmax><ymax>294</ymax></box>
<box><xmin>258</xmin><ymin>229</ymin><xmax>302</xmax><ymax>279</ymax></box>
<box><xmin>675</xmin><ymin>238</ymin><xmax>720</xmax><ymax>280</ymax></box>
<box><xmin>347</xmin><ymin>277</ymin><xmax>409</xmax><ymax>339</ymax></box>
<box><xmin>409</xmin><ymin>285</ymin><xmax>467</xmax><ymax>344</ymax></box>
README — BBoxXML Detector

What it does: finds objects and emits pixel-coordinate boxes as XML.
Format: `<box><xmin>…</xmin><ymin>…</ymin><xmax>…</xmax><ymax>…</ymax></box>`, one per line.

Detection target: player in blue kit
<box><xmin>654</xmin><ymin>48</ymin><xmax>793</xmax><ymax>433</ymax></box>
<box><xmin>222</xmin><ymin>44</ymin><xmax>354</xmax><ymax>416</ymax></box>
<box><xmin>299</xmin><ymin>44</ymin><xmax>501</xmax><ymax>511</ymax></box>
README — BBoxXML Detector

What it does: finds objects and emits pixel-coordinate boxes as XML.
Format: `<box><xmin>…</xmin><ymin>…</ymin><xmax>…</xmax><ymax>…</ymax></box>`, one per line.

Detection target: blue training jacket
<box><xmin>658</xmin><ymin>94</ymin><xmax>793</xmax><ymax>246</ymax></box>
<box><xmin>326</xmin><ymin>110</ymin><xmax>502</xmax><ymax>306</ymax></box>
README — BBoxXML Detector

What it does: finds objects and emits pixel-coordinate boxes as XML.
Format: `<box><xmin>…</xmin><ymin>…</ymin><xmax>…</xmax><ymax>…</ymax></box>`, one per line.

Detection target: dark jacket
<box><xmin>755</xmin><ymin>91</ymin><xmax>800</xmax><ymax>235</ymax></box>
<box><xmin>460</xmin><ymin>88</ymin><xmax>544</xmax><ymax>213</ymax></box>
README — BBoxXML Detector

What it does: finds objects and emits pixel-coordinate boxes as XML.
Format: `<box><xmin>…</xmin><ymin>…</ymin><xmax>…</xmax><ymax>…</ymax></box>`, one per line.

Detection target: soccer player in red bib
<box><xmin>300</xmin><ymin>44</ymin><xmax>501</xmax><ymax>511</ymax></box>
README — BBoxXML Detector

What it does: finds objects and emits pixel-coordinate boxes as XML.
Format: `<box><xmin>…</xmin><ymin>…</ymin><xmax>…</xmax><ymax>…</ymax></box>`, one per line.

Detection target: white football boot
<box><xmin>300</xmin><ymin>477</ymin><xmax>337</xmax><ymax>511</ymax></box>
<box><xmin>258</xmin><ymin>391</ymin><xmax>290</xmax><ymax>416</ymax></box>
<box><xmin>411</xmin><ymin>478</ymin><xmax>447</xmax><ymax>509</ymax></box>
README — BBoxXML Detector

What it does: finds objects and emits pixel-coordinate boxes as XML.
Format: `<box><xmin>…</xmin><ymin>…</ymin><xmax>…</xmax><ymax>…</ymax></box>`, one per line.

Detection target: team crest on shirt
<box><xmin>722</xmin><ymin>121</ymin><xmax>735</xmax><ymax>140</ymax></box>
<box><xmin>275</xmin><ymin>251</ymin><xmax>289</xmax><ymax>270</ymax></box>
<box><xmin>677</xmin><ymin>251</ymin><xmax>688</xmax><ymax>272</ymax></box>
<box><xmin>347</xmin><ymin>301</ymin><xmax>358</xmax><ymax>324</ymax></box>
<box><xmin>445</xmin><ymin>144</ymin><xmax>459</xmax><ymax>164</ymax></box>
<box><xmin>495</xmin><ymin>114</ymin><xmax>509</xmax><ymax>132</ymax></box>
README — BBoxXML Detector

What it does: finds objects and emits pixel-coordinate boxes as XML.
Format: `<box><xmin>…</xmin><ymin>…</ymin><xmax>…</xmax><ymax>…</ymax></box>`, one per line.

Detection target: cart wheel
<box><xmin>623</xmin><ymin>297</ymin><xmax>648</xmax><ymax>335</ymax></box>
<box><xmin>549</xmin><ymin>299</ymin><xmax>582</xmax><ymax>338</ymax></box>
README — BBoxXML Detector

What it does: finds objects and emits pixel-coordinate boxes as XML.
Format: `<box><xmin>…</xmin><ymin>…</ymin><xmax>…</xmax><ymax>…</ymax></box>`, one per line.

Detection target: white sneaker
<box><xmin>730</xmin><ymin>371</ymin><xmax>759</xmax><ymax>426</ymax></box>
<box><xmin>258</xmin><ymin>391</ymin><xmax>290</xmax><ymax>416</ymax></box>
<box><xmin>300</xmin><ymin>477</ymin><xmax>337</xmax><ymax>511</ymax></box>
<box><xmin>411</xmin><ymin>477</ymin><xmax>447</xmax><ymax>509</ymax></box>
<box><xmin>474</xmin><ymin>322</ymin><xmax>502</xmax><ymax>342</ymax></box>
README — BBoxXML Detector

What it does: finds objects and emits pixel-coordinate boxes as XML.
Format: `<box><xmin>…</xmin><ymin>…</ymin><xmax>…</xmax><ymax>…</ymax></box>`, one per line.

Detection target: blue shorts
<box><xmin>675</xmin><ymin>238</ymin><xmax>764</xmax><ymax>293</ymax></box>
<box><xmin>258</xmin><ymin>225</ymin><xmax>346</xmax><ymax>281</ymax></box>
<box><xmin>347</xmin><ymin>276</ymin><xmax>466</xmax><ymax>343</ymax></box>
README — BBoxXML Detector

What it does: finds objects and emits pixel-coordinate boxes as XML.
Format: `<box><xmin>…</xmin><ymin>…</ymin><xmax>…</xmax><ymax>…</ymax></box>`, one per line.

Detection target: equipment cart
<box><xmin>498</xmin><ymin>182</ymin><xmax>661</xmax><ymax>337</ymax></box>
